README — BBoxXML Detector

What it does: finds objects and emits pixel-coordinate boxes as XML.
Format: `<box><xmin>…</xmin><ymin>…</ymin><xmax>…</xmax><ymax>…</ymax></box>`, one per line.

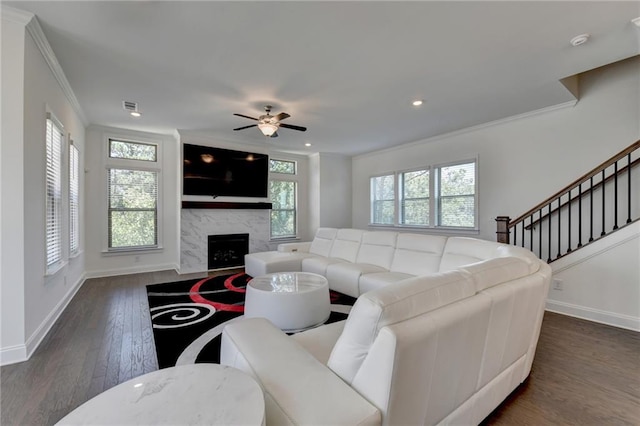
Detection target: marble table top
<box><xmin>56</xmin><ymin>364</ymin><xmax>265</xmax><ymax>425</ymax></box>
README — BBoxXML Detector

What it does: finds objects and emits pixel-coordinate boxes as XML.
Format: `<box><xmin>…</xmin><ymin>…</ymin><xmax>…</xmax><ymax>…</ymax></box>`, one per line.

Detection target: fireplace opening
<box><xmin>208</xmin><ymin>233</ymin><xmax>249</xmax><ymax>270</ymax></box>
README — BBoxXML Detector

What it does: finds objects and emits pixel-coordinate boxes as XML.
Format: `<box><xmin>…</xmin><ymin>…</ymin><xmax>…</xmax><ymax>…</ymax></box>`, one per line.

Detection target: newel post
<box><xmin>495</xmin><ymin>216</ymin><xmax>511</xmax><ymax>244</ymax></box>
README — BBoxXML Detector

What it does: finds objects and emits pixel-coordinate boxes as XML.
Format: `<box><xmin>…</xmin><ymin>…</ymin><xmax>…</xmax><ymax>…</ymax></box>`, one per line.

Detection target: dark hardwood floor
<box><xmin>2</xmin><ymin>270</ymin><xmax>639</xmax><ymax>425</ymax></box>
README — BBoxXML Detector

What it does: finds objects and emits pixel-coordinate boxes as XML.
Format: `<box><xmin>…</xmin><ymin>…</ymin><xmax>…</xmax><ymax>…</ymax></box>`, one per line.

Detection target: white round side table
<box><xmin>245</xmin><ymin>272</ymin><xmax>331</xmax><ymax>332</ymax></box>
<box><xmin>56</xmin><ymin>364</ymin><xmax>265</xmax><ymax>425</ymax></box>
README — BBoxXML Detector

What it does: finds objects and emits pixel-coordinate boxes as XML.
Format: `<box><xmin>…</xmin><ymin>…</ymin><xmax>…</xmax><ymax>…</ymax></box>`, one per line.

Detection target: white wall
<box><xmin>549</xmin><ymin>221</ymin><xmax>640</xmax><ymax>331</ymax></box>
<box><xmin>308</xmin><ymin>153</ymin><xmax>352</xmax><ymax>235</ymax></box>
<box><xmin>1</xmin><ymin>9</ymin><xmax>88</xmax><ymax>365</ymax></box>
<box><xmin>352</xmin><ymin>56</ymin><xmax>640</xmax><ymax>328</ymax></box>
<box><xmin>84</xmin><ymin>125</ymin><xmax>180</xmax><ymax>277</ymax></box>
<box><xmin>353</xmin><ymin>56</ymin><xmax>640</xmax><ymax>238</ymax></box>
<box><xmin>1</xmin><ymin>13</ymin><xmax>28</xmax><ymax>363</ymax></box>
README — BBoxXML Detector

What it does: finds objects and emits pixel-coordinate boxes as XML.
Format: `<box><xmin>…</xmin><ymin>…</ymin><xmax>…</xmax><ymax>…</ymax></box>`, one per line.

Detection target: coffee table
<box><xmin>244</xmin><ymin>272</ymin><xmax>330</xmax><ymax>332</ymax></box>
<box><xmin>56</xmin><ymin>364</ymin><xmax>265</xmax><ymax>425</ymax></box>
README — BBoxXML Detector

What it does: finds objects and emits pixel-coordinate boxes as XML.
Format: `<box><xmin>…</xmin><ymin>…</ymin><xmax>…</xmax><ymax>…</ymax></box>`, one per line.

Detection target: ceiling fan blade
<box><xmin>270</xmin><ymin>131</ymin><xmax>279</xmax><ymax>138</ymax></box>
<box><xmin>273</xmin><ymin>112</ymin><xmax>290</xmax><ymax>122</ymax></box>
<box><xmin>279</xmin><ymin>123</ymin><xmax>307</xmax><ymax>132</ymax></box>
<box><xmin>233</xmin><ymin>124</ymin><xmax>258</xmax><ymax>131</ymax></box>
<box><xmin>233</xmin><ymin>113</ymin><xmax>258</xmax><ymax>121</ymax></box>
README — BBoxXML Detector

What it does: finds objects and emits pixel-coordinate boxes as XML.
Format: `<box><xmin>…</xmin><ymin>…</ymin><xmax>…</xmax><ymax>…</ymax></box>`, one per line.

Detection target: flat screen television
<box><xmin>183</xmin><ymin>144</ymin><xmax>269</xmax><ymax>198</ymax></box>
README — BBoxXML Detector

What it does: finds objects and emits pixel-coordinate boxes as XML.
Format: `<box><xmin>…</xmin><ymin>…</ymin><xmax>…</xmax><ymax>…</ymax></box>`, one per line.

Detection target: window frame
<box><xmin>103</xmin><ymin>136</ymin><xmax>162</xmax><ymax>253</ymax></box>
<box><xmin>269</xmin><ymin>159</ymin><xmax>298</xmax><ymax>240</ymax></box>
<box><xmin>69</xmin><ymin>140</ymin><xmax>80</xmax><ymax>257</ymax></box>
<box><xmin>370</xmin><ymin>173</ymin><xmax>397</xmax><ymax>225</ymax></box>
<box><xmin>369</xmin><ymin>158</ymin><xmax>478</xmax><ymax>231</ymax></box>
<box><xmin>45</xmin><ymin>113</ymin><xmax>65</xmax><ymax>275</ymax></box>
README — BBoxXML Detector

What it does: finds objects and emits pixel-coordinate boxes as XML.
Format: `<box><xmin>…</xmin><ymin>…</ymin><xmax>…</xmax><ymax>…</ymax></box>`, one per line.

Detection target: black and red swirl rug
<box><xmin>146</xmin><ymin>273</ymin><xmax>356</xmax><ymax>368</ymax></box>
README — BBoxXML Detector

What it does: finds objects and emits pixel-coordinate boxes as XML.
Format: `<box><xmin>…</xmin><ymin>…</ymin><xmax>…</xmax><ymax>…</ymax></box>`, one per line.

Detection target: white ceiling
<box><xmin>6</xmin><ymin>1</ymin><xmax>640</xmax><ymax>156</ymax></box>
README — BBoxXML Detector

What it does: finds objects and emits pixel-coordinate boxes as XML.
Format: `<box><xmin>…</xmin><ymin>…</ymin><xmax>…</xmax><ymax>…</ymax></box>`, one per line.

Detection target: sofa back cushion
<box><xmin>439</xmin><ymin>237</ymin><xmax>500</xmax><ymax>272</ymax></box>
<box><xmin>355</xmin><ymin>231</ymin><xmax>398</xmax><ymax>270</ymax></box>
<box><xmin>439</xmin><ymin>237</ymin><xmax>540</xmax><ymax>273</ymax></box>
<box><xmin>328</xmin><ymin>229</ymin><xmax>364</xmax><ymax>262</ymax></box>
<box><xmin>327</xmin><ymin>270</ymin><xmax>475</xmax><ymax>384</ymax></box>
<box><xmin>389</xmin><ymin>233</ymin><xmax>448</xmax><ymax>275</ymax></box>
<box><xmin>309</xmin><ymin>228</ymin><xmax>338</xmax><ymax>257</ymax></box>
<box><xmin>460</xmin><ymin>256</ymin><xmax>538</xmax><ymax>292</ymax></box>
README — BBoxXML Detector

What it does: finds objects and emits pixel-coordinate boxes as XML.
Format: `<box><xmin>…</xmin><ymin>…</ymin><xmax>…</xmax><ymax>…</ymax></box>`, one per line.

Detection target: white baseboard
<box><xmin>0</xmin><ymin>273</ymin><xmax>86</xmax><ymax>367</ymax></box>
<box><xmin>546</xmin><ymin>300</ymin><xmax>640</xmax><ymax>332</ymax></box>
<box><xmin>84</xmin><ymin>263</ymin><xmax>180</xmax><ymax>279</ymax></box>
<box><xmin>0</xmin><ymin>344</ymin><xmax>28</xmax><ymax>366</ymax></box>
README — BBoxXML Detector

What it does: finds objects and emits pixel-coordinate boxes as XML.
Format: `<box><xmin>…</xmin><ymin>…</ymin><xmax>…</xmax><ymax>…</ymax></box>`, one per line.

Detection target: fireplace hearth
<box><xmin>208</xmin><ymin>233</ymin><xmax>249</xmax><ymax>270</ymax></box>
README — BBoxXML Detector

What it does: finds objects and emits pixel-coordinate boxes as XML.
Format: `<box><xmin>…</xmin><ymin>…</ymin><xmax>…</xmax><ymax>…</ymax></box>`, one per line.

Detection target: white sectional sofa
<box><xmin>225</xmin><ymin>228</ymin><xmax>552</xmax><ymax>425</ymax></box>
<box><xmin>245</xmin><ymin>227</ymin><xmax>542</xmax><ymax>297</ymax></box>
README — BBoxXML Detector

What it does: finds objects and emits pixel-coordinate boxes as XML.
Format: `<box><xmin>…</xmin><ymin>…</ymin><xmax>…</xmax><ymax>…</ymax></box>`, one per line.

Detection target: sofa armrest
<box><xmin>278</xmin><ymin>241</ymin><xmax>312</xmax><ymax>253</ymax></box>
<box><xmin>221</xmin><ymin>318</ymin><xmax>381</xmax><ymax>426</ymax></box>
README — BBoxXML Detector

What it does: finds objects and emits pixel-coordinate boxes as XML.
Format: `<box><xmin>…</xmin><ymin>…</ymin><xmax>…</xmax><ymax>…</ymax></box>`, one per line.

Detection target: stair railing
<box><xmin>496</xmin><ymin>140</ymin><xmax>640</xmax><ymax>262</ymax></box>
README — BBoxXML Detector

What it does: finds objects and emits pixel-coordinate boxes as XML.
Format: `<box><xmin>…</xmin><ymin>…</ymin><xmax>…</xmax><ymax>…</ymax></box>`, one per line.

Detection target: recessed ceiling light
<box><xmin>570</xmin><ymin>34</ymin><xmax>590</xmax><ymax>47</ymax></box>
<box><xmin>130</xmin><ymin>111</ymin><xmax>141</xmax><ymax>117</ymax></box>
<box><xmin>632</xmin><ymin>17</ymin><xmax>640</xmax><ymax>27</ymax></box>
<box><xmin>412</xmin><ymin>100</ymin><xmax>423</xmax><ymax>107</ymax></box>
<box><xmin>304</xmin><ymin>143</ymin><xmax>312</xmax><ymax>147</ymax></box>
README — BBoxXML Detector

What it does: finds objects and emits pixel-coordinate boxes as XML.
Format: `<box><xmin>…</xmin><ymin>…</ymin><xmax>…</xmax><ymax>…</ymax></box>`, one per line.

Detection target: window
<box><xmin>69</xmin><ymin>143</ymin><xmax>80</xmax><ymax>256</ymax></box>
<box><xmin>400</xmin><ymin>169</ymin><xmax>429</xmax><ymax>226</ymax></box>
<box><xmin>46</xmin><ymin>115</ymin><xmax>63</xmax><ymax>272</ymax></box>
<box><xmin>370</xmin><ymin>160</ymin><xmax>477</xmax><ymax>229</ymax></box>
<box><xmin>270</xmin><ymin>159</ymin><xmax>297</xmax><ymax>238</ymax></box>
<box><xmin>107</xmin><ymin>139</ymin><xmax>159</xmax><ymax>250</ymax></box>
<box><xmin>371</xmin><ymin>174</ymin><xmax>395</xmax><ymax>225</ymax></box>
<box><xmin>437</xmin><ymin>162</ymin><xmax>476</xmax><ymax>227</ymax></box>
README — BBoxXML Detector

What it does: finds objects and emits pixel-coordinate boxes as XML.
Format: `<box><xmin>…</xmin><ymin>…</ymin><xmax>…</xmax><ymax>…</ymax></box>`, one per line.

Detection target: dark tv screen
<box><xmin>183</xmin><ymin>144</ymin><xmax>269</xmax><ymax>197</ymax></box>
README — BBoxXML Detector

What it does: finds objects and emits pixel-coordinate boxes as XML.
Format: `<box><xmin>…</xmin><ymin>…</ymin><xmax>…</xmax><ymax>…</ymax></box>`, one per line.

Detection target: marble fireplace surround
<box><xmin>180</xmin><ymin>208</ymin><xmax>277</xmax><ymax>274</ymax></box>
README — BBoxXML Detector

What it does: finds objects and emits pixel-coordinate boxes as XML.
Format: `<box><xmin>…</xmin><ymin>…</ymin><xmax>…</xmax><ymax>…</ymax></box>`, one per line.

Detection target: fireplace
<box><xmin>208</xmin><ymin>233</ymin><xmax>249</xmax><ymax>269</ymax></box>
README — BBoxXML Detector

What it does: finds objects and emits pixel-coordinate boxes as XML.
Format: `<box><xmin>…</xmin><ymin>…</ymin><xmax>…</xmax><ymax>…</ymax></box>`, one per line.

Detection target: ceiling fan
<box><xmin>233</xmin><ymin>105</ymin><xmax>307</xmax><ymax>138</ymax></box>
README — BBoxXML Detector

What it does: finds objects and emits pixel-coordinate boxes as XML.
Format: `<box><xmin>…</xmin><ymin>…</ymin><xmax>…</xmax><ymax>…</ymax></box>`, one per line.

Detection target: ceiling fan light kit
<box><xmin>233</xmin><ymin>105</ymin><xmax>307</xmax><ymax>138</ymax></box>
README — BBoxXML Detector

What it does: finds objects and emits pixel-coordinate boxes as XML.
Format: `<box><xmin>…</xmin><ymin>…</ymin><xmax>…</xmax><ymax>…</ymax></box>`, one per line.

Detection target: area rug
<box><xmin>146</xmin><ymin>273</ymin><xmax>356</xmax><ymax>368</ymax></box>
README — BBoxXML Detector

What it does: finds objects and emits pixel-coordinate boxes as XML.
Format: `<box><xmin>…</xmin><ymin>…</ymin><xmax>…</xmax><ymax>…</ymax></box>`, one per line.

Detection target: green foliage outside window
<box><xmin>371</xmin><ymin>174</ymin><xmax>394</xmax><ymax>224</ymax></box>
<box><xmin>270</xmin><ymin>180</ymin><xmax>296</xmax><ymax>238</ymax></box>
<box><xmin>270</xmin><ymin>159</ymin><xmax>295</xmax><ymax>174</ymax></box>
<box><xmin>401</xmin><ymin>170</ymin><xmax>429</xmax><ymax>225</ymax></box>
<box><xmin>108</xmin><ymin>168</ymin><xmax>158</xmax><ymax>248</ymax></box>
<box><xmin>439</xmin><ymin>163</ymin><xmax>475</xmax><ymax>227</ymax></box>
<box><xmin>109</xmin><ymin>140</ymin><xmax>157</xmax><ymax>161</ymax></box>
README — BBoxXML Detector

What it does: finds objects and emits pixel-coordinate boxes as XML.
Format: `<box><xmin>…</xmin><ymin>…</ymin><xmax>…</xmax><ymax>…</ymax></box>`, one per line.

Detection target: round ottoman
<box><xmin>244</xmin><ymin>272</ymin><xmax>330</xmax><ymax>332</ymax></box>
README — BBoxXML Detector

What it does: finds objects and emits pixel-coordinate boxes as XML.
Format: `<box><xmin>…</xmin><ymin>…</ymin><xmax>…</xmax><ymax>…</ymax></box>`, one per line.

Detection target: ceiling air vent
<box><xmin>123</xmin><ymin>101</ymin><xmax>138</xmax><ymax>112</ymax></box>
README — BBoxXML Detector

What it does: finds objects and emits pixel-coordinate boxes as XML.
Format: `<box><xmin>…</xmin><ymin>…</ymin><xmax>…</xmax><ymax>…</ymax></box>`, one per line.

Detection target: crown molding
<box><xmin>24</xmin><ymin>16</ymin><xmax>89</xmax><ymax>126</ymax></box>
<box><xmin>0</xmin><ymin>5</ymin><xmax>33</xmax><ymax>25</ymax></box>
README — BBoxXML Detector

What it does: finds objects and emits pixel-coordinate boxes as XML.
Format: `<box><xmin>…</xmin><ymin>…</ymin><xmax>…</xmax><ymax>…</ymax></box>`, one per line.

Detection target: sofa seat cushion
<box><xmin>245</xmin><ymin>251</ymin><xmax>312</xmax><ymax>277</ymax></box>
<box><xmin>358</xmin><ymin>271</ymin><xmax>414</xmax><ymax>294</ymax></box>
<box><xmin>221</xmin><ymin>318</ymin><xmax>381</xmax><ymax>426</ymax></box>
<box><xmin>327</xmin><ymin>270</ymin><xmax>476</xmax><ymax>384</ymax></box>
<box><xmin>326</xmin><ymin>263</ymin><xmax>389</xmax><ymax>298</ymax></box>
<box><xmin>301</xmin><ymin>256</ymin><xmax>347</xmax><ymax>276</ymax></box>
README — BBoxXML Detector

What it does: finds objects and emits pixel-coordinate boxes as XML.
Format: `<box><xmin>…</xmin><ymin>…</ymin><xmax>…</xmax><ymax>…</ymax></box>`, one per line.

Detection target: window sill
<box><xmin>69</xmin><ymin>250</ymin><xmax>84</xmax><ymax>260</ymax></box>
<box><xmin>102</xmin><ymin>246</ymin><xmax>163</xmax><ymax>256</ymax></box>
<box><xmin>45</xmin><ymin>260</ymin><xmax>68</xmax><ymax>277</ymax></box>
<box><xmin>270</xmin><ymin>236</ymin><xmax>300</xmax><ymax>243</ymax></box>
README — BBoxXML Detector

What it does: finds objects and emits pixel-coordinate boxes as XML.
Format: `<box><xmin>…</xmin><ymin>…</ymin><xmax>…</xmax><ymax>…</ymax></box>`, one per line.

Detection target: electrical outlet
<box><xmin>553</xmin><ymin>278</ymin><xmax>563</xmax><ymax>291</ymax></box>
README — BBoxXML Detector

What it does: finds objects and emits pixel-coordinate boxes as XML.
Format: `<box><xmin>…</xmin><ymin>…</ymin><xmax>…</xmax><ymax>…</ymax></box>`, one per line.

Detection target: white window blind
<box><xmin>46</xmin><ymin>117</ymin><xmax>63</xmax><ymax>270</ymax></box>
<box><xmin>69</xmin><ymin>143</ymin><xmax>80</xmax><ymax>255</ymax></box>
<box><xmin>400</xmin><ymin>169</ymin><xmax>430</xmax><ymax>226</ymax></box>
